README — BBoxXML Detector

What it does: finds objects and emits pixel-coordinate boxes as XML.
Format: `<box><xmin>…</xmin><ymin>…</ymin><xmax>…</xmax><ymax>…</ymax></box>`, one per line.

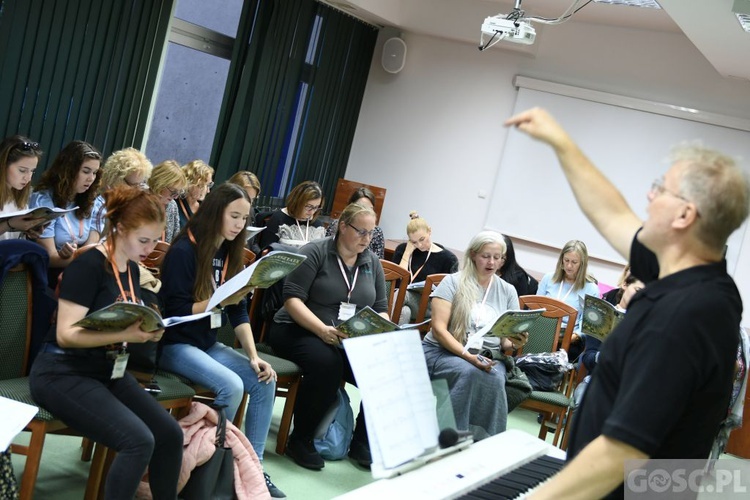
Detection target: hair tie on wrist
<box><xmin>6</xmin><ymin>219</ymin><xmax>16</xmax><ymax>231</ymax></box>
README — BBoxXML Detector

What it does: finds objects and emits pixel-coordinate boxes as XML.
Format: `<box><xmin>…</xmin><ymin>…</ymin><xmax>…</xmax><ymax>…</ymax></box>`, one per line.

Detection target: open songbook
<box><xmin>581</xmin><ymin>294</ymin><xmax>625</xmax><ymax>342</ymax></box>
<box><xmin>463</xmin><ymin>308</ymin><xmax>546</xmax><ymax>353</ymax></box>
<box><xmin>74</xmin><ymin>302</ymin><xmax>211</xmax><ymax>332</ymax></box>
<box><xmin>0</xmin><ymin>206</ymin><xmax>78</xmax><ymax>228</ymax></box>
<box><xmin>336</xmin><ymin>306</ymin><xmax>430</xmax><ymax>338</ymax></box>
<box><xmin>205</xmin><ymin>250</ymin><xmax>307</xmax><ymax>311</ymax></box>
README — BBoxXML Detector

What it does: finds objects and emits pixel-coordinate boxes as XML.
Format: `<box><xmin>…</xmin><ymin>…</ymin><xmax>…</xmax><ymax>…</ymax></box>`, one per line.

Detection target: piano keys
<box><xmin>334</xmin><ymin>429</ymin><xmax>566</xmax><ymax>500</ymax></box>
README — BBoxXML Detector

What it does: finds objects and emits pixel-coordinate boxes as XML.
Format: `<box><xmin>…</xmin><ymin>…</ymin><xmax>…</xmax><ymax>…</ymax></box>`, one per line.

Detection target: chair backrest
<box><xmin>243</xmin><ymin>248</ymin><xmax>256</xmax><ymax>266</ymax></box>
<box><xmin>0</xmin><ymin>264</ymin><xmax>32</xmax><ymax>379</ymax></box>
<box><xmin>379</xmin><ymin>259</ymin><xmax>410</xmax><ymax>323</ymax></box>
<box><xmin>415</xmin><ymin>273</ymin><xmax>448</xmax><ymax>333</ymax></box>
<box><xmin>518</xmin><ymin>295</ymin><xmax>578</xmax><ymax>355</ymax></box>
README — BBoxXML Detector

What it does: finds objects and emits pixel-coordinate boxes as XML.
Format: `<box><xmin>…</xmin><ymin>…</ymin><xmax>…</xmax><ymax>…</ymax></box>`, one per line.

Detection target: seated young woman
<box><xmin>496</xmin><ymin>234</ymin><xmax>538</xmax><ymax>296</ymax></box>
<box><xmin>391</xmin><ymin>212</ymin><xmax>459</xmax><ymax>323</ymax></box>
<box><xmin>422</xmin><ymin>231</ymin><xmax>528</xmax><ymax>439</ymax></box>
<box><xmin>256</xmin><ymin>180</ymin><xmax>327</xmax><ymax>250</ymax></box>
<box><xmin>28</xmin><ymin>186</ymin><xmax>183</xmax><ymax>500</ymax></box>
<box><xmin>157</xmin><ymin>183</ymin><xmax>283</xmax><ymax>497</ymax></box>
<box><xmin>325</xmin><ymin>187</ymin><xmax>385</xmax><ymax>258</ymax></box>
<box><xmin>29</xmin><ymin>141</ymin><xmax>103</xmax><ymax>282</ymax></box>
<box><xmin>268</xmin><ymin>202</ymin><xmax>388</xmax><ymax>471</ymax></box>
<box><xmin>147</xmin><ymin>160</ymin><xmax>187</xmax><ymax>243</ymax></box>
<box><xmin>0</xmin><ymin>135</ymin><xmax>45</xmax><ymax>240</ymax></box>
<box><xmin>536</xmin><ymin>239</ymin><xmax>600</xmax><ymax>361</ymax></box>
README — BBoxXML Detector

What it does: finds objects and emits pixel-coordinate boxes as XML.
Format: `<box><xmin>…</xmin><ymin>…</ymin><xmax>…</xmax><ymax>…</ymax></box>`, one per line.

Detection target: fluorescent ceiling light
<box><xmin>594</xmin><ymin>0</ymin><xmax>661</xmax><ymax>8</ymax></box>
<box><xmin>733</xmin><ymin>0</ymin><xmax>750</xmax><ymax>32</ymax></box>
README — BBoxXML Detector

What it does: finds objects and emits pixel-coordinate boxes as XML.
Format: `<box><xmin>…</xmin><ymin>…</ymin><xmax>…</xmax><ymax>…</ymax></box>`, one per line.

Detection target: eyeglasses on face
<box><xmin>125</xmin><ymin>179</ymin><xmax>148</xmax><ymax>189</ymax></box>
<box><xmin>650</xmin><ymin>178</ymin><xmax>691</xmax><ymax>203</ymax></box>
<box><xmin>198</xmin><ymin>181</ymin><xmax>214</xmax><ymax>190</ymax></box>
<box><xmin>304</xmin><ymin>203</ymin><xmax>321</xmax><ymax>212</ymax></box>
<box><xmin>347</xmin><ymin>223</ymin><xmax>374</xmax><ymax>239</ymax></box>
<box><xmin>166</xmin><ymin>186</ymin><xmax>185</xmax><ymax>199</ymax></box>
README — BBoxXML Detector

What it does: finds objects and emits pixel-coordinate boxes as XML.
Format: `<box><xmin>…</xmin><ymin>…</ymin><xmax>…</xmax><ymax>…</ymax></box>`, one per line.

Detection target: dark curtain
<box><xmin>211</xmin><ymin>0</ymin><xmax>378</xmax><ymax>208</ymax></box>
<box><xmin>0</xmin><ymin>0</ymin><xmax>174</xmax><ymax>169</ymax></box>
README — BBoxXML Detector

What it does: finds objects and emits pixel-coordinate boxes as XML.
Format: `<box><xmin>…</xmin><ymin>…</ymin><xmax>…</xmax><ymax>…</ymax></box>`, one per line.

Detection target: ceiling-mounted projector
<box><xmin>481</xmin><ymin>15</ymin><xmax>536</xmax><ymax>45</ymax></box>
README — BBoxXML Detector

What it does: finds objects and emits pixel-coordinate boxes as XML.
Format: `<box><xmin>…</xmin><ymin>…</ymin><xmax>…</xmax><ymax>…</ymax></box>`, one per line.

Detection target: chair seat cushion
<box><xmin>0</xmin><ymin>377</ymin><xmax>56</xmax><ymax>421</ymax></box>
<box><xmin>527</xmin><ymin>390</ymin><xmax>573</xmax><ymax>407</ymax></box>
<box><xmin>150</xmin><ymin>373</ymin><xmax>196</xmax><ymax>401</ymax></box>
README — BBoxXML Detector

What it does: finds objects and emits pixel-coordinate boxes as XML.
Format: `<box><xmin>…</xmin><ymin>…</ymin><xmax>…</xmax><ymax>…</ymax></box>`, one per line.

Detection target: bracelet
<box><xmin>5</xmin><ymin>219</ymin><xmax>15</xmax><ymax>231</ymax></box>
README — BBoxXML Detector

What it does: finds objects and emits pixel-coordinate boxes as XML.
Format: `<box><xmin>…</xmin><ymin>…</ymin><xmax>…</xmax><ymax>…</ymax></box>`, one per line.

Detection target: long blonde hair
<box><xmin>448</xmin><ymin>231</ymin><xmax>506</xmax><ymax>344</ymax></box>
<box><xmin>551</xmin><ymin>239</ymin><xmax>596</xmax><ymax>290</ymax></box>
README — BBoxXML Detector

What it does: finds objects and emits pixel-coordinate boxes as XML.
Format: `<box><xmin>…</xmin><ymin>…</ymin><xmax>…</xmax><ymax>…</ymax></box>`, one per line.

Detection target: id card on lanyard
<box><xmin>336</xmin><ymin>256</ymin><xmax>359</xmax><ymax>321</ymax></box>
<box><xmin>108</xmin><ymin>242</ymin><xmax>136</xmax><ymax>379</ymax></box>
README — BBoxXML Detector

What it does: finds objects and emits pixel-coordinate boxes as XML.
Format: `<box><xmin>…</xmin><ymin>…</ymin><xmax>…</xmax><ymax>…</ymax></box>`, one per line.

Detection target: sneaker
<box><xmin>264</xmin><ymin>472</ymin><xmax>286</xmax><ymax>498</ymax></box>
<box><xmin>286</xmin><ymin>434</ymin><xmax>324</xmax><ymax>470</ymax></box>
<box><xmin>348</xmin><ymin>438</ymin><xmax>372</xmax><ymax>469</ymax></box>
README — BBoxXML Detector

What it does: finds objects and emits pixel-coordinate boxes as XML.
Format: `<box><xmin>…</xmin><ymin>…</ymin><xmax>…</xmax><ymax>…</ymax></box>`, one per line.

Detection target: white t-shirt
<box><xmin>0</xmin><ymin>199</ymin><xmax>23</xmax><ymax>241</ymax></box>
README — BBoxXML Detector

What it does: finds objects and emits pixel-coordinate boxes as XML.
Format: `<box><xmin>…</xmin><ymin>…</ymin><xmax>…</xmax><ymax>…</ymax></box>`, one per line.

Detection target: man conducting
<box><xmin>505</xmin><ymin>108</ymin><xmax>750</xmax><ymax>499</ymax></box>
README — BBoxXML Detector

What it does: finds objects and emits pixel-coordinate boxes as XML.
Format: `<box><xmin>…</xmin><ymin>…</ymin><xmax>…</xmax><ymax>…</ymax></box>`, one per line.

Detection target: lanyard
<box><xmin>556</xmin><ymin>281</ymin><xmax>575</xmax><ymax>302</ymax></box>
<box><xmin>295</xmin><ymin>218</ymin><xmax>310</xmax><ymax>243</ymax></box>
<box><xmin>106</xmin><ymin>241</ymin><xmax>136</xmax><ymax>304</ymax></box>
<box><xmin>407</xmin><ymin>247</ymin><xmax>432</xmax><ymax>284</ymax></box>
<box><xmin>472</xmin><ymin>277</ymin><xmax>494</xmax><ymax>328</ymax></box>
<box><xmin>63</xmin><ymin>213</ymin><xmax>84</xmax><ymax>243</ymax></box>
<box><xmin>188</xmin><ymin>229</ymin><xmax>228</xmax><ymax>289</ymax></box>
<box><xmin>336</xmin><ymin>256</ymin><xmax>359</xmax><ymax>303</ymax></box>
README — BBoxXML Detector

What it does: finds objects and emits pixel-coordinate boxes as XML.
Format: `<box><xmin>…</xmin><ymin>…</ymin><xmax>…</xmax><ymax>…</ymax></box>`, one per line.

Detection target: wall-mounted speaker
<box><xmin>382</xmin><ymin>37</ymin><xmax>407</xmax><ymax>74</ymax></box>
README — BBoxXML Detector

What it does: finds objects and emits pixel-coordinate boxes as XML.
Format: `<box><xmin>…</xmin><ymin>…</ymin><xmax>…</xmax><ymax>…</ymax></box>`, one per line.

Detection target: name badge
<box><xmin>210</xmin><ymin>310</ymin><xmax>222</xmax><ymax>329</ymax></box>
<box><xmin>338</xmin><ymin>302</ymin><xmax>356</xmax><ymax>321</ymax></box>
<box><xmin>111</xmin><ymin>352</ymin><xmax>129</xmax><ymax>379</ymax></box>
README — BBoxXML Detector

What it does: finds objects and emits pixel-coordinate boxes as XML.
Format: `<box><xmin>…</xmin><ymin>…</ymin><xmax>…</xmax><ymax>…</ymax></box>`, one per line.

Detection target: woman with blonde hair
<box><xmin>177</xmin><ymin>159</ymin><xmax>214</xmax><ymax>226</ymax></box>
<box><xmin>227</xmin><ymin>170</ymin><xmax>261</xmax><ymax>203</ymax></box>
<box><xmin>391</xmin><ymin>211</ymin><xmax>458</xmax><ymax>323</ymax></box>
<box><xmin>325</xmin><ymin>187</ymin><xmax>385</xmax><ymax>258</ymax></box>
<box><xmin>0</xmin><ymin>135</ymin><xmax>45</xmax><ymax>240</ymax></box>
<box><xmin>93</xmin><ymin>147</ymin><xmax>153</xmax><ymax>234</ymax></box>
<box><xmin>148</xmin><ymin>160</ymin><xmax>187</xmax><ymax>243</ymax></box>
<box><xmin>536</xmin><ymin>239</ymin><xmax>600</xmax><ymax>359</ymax></box>
<box><xmin>423</xmin><ymin>230</ymin><xmax>527</xmax><ymax>439</ymax></box>
<box><xmin>256</xmin><ymin>180</ymin><xmax>327</xmax><ymax>250</ymax></box>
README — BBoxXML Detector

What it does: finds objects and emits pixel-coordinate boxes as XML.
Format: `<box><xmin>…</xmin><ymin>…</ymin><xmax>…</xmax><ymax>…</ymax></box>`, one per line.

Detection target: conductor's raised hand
<box><xmin>504</xmin><ymin>107</ymin><xmax>572</xmax><ymax>151</ymax></box>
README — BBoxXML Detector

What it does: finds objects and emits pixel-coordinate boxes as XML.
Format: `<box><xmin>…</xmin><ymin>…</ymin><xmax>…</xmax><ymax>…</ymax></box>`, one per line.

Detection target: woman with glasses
<box><xmin>147</xmin><ymin>160</ymin><xmax>187</xmax><ymax>243</ymax></box>
<box><xmin>391</xmin><ymin>212</ymin><xmax>459</xmax><ymax>324</ymax></box>
<box><xmin>325</xmin><ymin>187</ymin><xmax>385</xmax><ymax>258</ymax></box>
<box><xmin>93</xmin><ymin>148</ymin><xmax>153</xmax><ymax>234</ymax></box>
<box><xmin>536</xmin><ymin>239</ymin><xmax>600</xmax><ymax>361</ymax></box>
<box><xmin>495</xmin><ymin>234</ymin><xmax>538</xmax><ymax>297</ymax></box>
<box><xmin>0</xmin><ymin>135</ymin><xmax>46</xmax><ymax>240</ymax></box>
<box><xmin>256</xmin><ymin>180</ymin><xmax>327</xmax><ymax>250</ymax></box>
<box><xmin>269</xmin><ymin>202</ymin><xmax>388</xmax><ymax>471</ymax></box>
<box><xmin>177</xmin><ymin>159</ymin><xmax>214</xmax><ymax>227</ymax></box>
<box><xmin>30</xmin><ymin>141</ymin><xmax>103</xmax><ymax>281</ymax></box>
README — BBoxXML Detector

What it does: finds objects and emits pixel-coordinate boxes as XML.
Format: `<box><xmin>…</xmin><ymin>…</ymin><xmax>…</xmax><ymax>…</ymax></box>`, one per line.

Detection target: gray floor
<box><xmin>10</xmin><ymin>385</ymin><xmax>546</xmax><ymax>499</ymax></box>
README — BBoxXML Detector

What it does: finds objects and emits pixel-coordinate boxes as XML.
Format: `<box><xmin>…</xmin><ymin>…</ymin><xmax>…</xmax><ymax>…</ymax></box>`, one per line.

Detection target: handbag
<box><xmin>181</xmin><ymin>407</ymin><xmax>235</xmax><ymax>500</ymax></box>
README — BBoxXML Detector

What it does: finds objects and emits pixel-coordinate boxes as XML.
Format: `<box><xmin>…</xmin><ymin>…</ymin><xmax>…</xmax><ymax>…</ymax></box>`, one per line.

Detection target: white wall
<box><xmin>345</xmin><ymin>19</ymin><xmax>750</xmax><ymax>306</ymax></box>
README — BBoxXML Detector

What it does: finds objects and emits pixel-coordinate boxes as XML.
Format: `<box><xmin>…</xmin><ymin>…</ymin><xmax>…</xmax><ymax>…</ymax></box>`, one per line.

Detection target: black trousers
<box><xmin>269</xmin><ymin>321</ymin><xmax>367</xmax><ymax>441</ymax></box>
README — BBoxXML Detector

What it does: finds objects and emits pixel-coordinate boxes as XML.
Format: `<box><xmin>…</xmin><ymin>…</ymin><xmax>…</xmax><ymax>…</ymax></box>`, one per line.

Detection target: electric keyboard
<box><xmin>334</xmin><ymin>430</ymin><xmax>566</xmax><ymax>499</ymax></box>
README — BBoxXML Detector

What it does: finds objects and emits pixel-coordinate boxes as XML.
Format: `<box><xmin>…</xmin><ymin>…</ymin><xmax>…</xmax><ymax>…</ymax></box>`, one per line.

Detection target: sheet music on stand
<box><xmin>343</xmin><ymin>330</ymin><xmax>440</xmax><ymax>477</ymax></box>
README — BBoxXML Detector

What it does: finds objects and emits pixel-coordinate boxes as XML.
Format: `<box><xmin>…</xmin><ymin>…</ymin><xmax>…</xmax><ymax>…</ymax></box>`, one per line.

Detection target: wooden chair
<box><xmin>142</xmin><ymin>240</ymin><xmax>170</xmax><ymax>272</ymax></box>
<box><xmin>516</xmin><ymin>295</ymin><xmax>579</xmax><ymax>450</ymax></box>
<box><xmin>379</xmin><ymin>259</ymin><xmax>410</xmax><ymax>323</ymax></box>
<box><xmin>414</xmin><ymin>273</ymin><xmax>448</xmax><ymax>335</ymax></box>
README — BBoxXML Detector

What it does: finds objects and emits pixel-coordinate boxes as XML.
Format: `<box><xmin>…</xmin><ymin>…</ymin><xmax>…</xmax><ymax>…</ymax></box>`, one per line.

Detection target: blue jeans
<box><xmin>159</xmin><ymin>342</ymin><xmax>276</xmax><ymax>459</ymax></box>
